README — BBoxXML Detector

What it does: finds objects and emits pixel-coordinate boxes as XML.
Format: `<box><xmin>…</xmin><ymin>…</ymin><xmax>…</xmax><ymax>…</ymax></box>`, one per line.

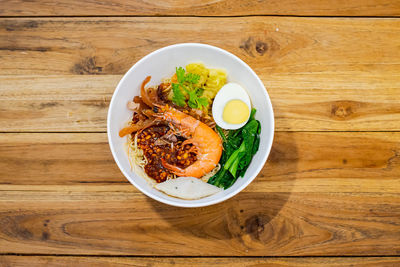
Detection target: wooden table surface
<box><xmin>1</xmin><ymin>1</ymin><xmax>400</xmax><ymax>266</ymax></box>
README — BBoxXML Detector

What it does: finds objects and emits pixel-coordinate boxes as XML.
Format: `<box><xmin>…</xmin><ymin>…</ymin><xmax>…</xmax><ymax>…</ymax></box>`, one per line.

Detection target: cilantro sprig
<box><xmin>172</xmin><ymin>83</ymin><xmax>186</xmax><ymax>107</ymax></box>
<box><xmin>171</xmin><ymin>67</ymin><xmax>208</xmax><ymax>109</ymax></box>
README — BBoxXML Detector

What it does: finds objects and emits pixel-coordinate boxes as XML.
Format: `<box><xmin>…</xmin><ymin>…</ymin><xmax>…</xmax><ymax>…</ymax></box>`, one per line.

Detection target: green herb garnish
<box><xmin>176</xmin><ymin>67</ymin><xmax>186</xmax><ymax>83</ymax></box>
<box><xmin>172</xmin><ymin>83</ymin><xmax>186</xmax><ymax>107</ymax></box>
<box><xmin>171</xmin><ymin>67</ymin><xmax>208</xmax><ymax>109</ymax></box>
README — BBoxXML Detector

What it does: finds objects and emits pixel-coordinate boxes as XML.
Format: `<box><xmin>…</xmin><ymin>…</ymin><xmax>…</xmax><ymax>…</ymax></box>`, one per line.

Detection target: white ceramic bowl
<box><xmin>107</xmin><ymin>43</ymin><xmax>274</xmax><ymax>207</ymax></box>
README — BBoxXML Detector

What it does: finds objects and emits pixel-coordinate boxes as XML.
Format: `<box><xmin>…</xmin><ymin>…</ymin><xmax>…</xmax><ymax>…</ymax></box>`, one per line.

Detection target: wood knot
<box><xmin>245</xmin><ymin>215</ymin><xmax>266</xmax><ymax>240</ymax></box>
<box><xmin>41</xmin><ymin>231</ymin><xmax>50</xmax><ymax>240</ymax></box>
<box><xmin>330</xmin><ymin>101</ymin><xmax>359</xmax><ymax>120</ymax></box>
<box><xmin>72</xmin><ymin>56</ymin><xmax>103</xmax><ymax>75</ymax></box>
<box><xmin>255</xmin><ymin>41</ymin><xmax>268</xmax><ymax>55</ymax></box>
<box><xmin>240</xmin><ymin>37</ymin><xmax>278</xmax><ymax>57</ymax></box>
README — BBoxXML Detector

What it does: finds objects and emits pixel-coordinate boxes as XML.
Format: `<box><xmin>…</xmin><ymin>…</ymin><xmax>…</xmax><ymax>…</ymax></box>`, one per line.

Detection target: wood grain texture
<box><xmin>1</xmin><ymin>2</ymin><xmax>400</xmax><ymax>260</ymax></box>
<box><xmin>1</xmin><ymin>0</ymin><xmax>399</xmax><ymax>17</ymax></box>
<box><xmin>1</xmin><ymin>17</ymin><xmax>399</xmax><ymax>131</ymax></box>
<box><xmin>0</xmin><ymin>76</ymin><xmax>117</xmax><ymax>132</ymax></box>
<box><xmin>1</xmin><ymin>73</ymin><xmax>400</xmax><ymax>131</ymax></box>
<box><xmin>1</xmin><ymin>256</ymin><xmax>400</xmax><ymax>267</ymax></box>
<box><xmin>1</xmin><ymin>132</ymin><xmax>400</xmax><ymax>189</ymax></box>
<box><xmin>1</xmin><ymin>17</ymin><xmax>399</xmax><ymax>76</ymax></box>
<box><xmin>0</xmin><ymin>187</ymin><xmax>398</xmax><ymax>256</ymax></box>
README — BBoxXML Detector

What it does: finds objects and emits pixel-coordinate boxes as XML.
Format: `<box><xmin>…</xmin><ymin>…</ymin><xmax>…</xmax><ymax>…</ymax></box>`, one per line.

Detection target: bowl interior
<box><xmin>108</xmin><ymin>43</ymin><xmax>274</xmax><ymax>207</ymax></box>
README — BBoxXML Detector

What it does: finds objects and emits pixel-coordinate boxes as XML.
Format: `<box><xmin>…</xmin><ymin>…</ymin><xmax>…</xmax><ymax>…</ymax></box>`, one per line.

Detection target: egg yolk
<box><xmin>222</xmin><ymin>100</ymin><xmax>249</xmax><ymax>124</ymax></box>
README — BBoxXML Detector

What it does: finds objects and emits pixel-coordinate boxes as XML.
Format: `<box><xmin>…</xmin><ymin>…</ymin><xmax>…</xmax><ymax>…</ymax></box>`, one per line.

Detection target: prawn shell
<box><xmin>158</xmin><ymin>105</ymin><xmax>223</xmax><ymax>178</ymax></box>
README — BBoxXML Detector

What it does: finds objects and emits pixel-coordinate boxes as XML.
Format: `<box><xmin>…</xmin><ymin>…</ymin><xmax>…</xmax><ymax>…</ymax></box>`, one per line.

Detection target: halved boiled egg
<box><xmin>212</xmin><ymin>82</ymin><xmax>251</xmax><ymax>130</ymax></box>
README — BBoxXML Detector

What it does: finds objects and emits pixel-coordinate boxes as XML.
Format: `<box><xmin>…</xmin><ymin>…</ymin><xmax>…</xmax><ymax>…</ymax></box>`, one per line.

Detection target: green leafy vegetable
<box><xmin>185</xmin><ymin>87</ymin><xmax>209</xmax><ymax>109</ymax></box>
<box><xmin>171</xmin><ymin>66</ymin><xmax>207</xmax><ymax>109</ymax></box>
<box><xmin>172</xmin><ymin>83</ymin><xmax>186</xmax><ymax>107</ymax></box>
<box><xmin>185</xmin><ymin>73</ymin><xmax>201</xmax><ymax>84</ymax></box>
<box><xmin>208</xmin><ymin>108</ymin><xmax>261</xmax><ymax>189</ymax></box>
<box><xmin>176</xmin><ymin>67</ymin><xmax>186</xmax><ymax>83</ymax></box>
<box><xmin>186</xmin><ymin>90</ymin><xmax>198</xmax><ymax>109</ymax></box>
<box><xmin>196</xmin><ymin>97</ymin><xmax>209</xmax><ymax>108</ymax></box>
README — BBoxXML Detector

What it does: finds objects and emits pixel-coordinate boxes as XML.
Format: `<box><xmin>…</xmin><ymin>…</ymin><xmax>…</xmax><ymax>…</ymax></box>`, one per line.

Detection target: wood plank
<box><xmin>1</xmin><ymin>17</ymin><xmax>399</xmax><ymax>76</ymax></box>
<box><xmin>0</xmin><ymin>76</ymin><xmax>118</xmax><ymax>132</ymax></box>
<box><xmin>0</xmin><ymin>133</ymin><xmax>125</xmax><ymax>184</ymax></box>
<box><xmin>0</xmin><ymin>187</ymin><xmax>398</xmax><ymax>255</ymax></box>
<box><xmin>1</xmin><ymin>17</ymin><xmax>399</xmax><ymax>131</ymax></box>
<box><xmin>1</xmin><ymin>132</ymin><xmax>399</xmax><ymax>193</ymax></box>
<box><xmin>1</xmin><ymin>256</ymin><xmax>400</xmax><ymax>267</ymax></box>
<box><xmin>1</xmin><ymin>0</ymin><xmax>399</xmax><ymax>17</ymax></box>
<box><xmin>1</xmin><ymin>74</ymin><xmax>400</xmax><ymax>131</ymax></box>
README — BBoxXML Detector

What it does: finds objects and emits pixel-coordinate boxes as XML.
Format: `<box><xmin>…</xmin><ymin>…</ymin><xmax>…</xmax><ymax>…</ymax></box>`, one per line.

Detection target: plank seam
<box><xmin>0</xmin><ymin>254</ymin><xmax>399</xmax><ymax>257</ymax></box>
<box><xmin>0</xmin><ymin>15</ymin><xmax>400</xmax><ymax>19</ymax></box>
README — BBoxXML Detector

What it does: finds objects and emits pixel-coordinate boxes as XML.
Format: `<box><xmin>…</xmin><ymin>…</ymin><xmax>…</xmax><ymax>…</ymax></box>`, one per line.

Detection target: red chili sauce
<box><xmin>135</xmin><ymin>125</ymin><xmax>197</xmax><ymax>183</ymax></box>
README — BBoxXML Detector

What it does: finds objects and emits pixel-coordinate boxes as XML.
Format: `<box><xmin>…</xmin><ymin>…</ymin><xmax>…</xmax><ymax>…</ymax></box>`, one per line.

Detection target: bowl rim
<box><xmin>107</xmin><ymin>43</ymin><xmax>275</xmax><ymax>208</ymax></box>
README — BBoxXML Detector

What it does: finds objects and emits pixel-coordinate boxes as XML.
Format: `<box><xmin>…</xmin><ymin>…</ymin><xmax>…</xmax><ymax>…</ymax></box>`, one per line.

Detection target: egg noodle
<box><xmin>126</xmin><ymin>133</ymin><xmax>157</xmax><ymax>186</ymax></box>
<box><xmin>126</xmin><ymin>133</ymin><xmax>220</xmax><ymax>185</ymax></box>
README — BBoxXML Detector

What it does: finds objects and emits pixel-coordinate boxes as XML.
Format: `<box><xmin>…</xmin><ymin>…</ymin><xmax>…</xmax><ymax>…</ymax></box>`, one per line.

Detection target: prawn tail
<box><xmin>161</xmin><ymin>159</ymin><xmax>186</xmax><ymax>177</ymax></box>
<box><xmin>182</xmin><ymin>139</ymin><xmax>194</xmax><ymax>146</ymax></box>
<box><xmin>182</xmin><ymin>139</ymin><xmax>198</xmax><ymax>154</ymax></box>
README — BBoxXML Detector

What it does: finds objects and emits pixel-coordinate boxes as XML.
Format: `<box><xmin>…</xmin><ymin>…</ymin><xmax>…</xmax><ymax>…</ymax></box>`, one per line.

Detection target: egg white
<box><xmin>212</xmin><ymin>83</ymin><xmax>251</xmax><ymax>130</ymax></box>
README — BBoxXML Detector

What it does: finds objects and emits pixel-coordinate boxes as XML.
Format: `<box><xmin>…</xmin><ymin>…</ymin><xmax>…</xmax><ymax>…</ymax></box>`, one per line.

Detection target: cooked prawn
<box><xmin>156</xmin><ymin>105</ymin><xmax>222</xmax><ymax>178</ymax></box>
